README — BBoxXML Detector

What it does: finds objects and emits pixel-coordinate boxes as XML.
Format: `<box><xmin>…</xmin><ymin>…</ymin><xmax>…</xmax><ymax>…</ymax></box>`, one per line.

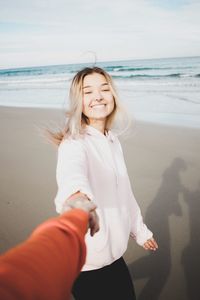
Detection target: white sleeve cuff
<box><xmin>131</xmin><ymin>224</ymin><xmax>153</xmax><ymax>246</ymax></box>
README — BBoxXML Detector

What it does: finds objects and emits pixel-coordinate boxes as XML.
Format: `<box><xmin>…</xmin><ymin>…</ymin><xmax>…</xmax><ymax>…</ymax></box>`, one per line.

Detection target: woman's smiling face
<box><xmin>82</xmin><ymin>72</ymin><xmax>115</xmax><ymax>123</ymax></box>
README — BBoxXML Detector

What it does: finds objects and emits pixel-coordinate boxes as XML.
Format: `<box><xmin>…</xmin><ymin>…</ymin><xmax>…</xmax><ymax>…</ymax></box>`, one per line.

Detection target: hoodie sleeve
<box><xmin>117</xmin><ymin>138</ymin><xmax>153</xmax><ymax>246</ymax></box>
<box><xmin>127</xmin><ymin>177</ymin><xmax>153</xmax><ymax>246</ymax></box>
<box><xmin>54</xmin><ymin>138</ymin><xmax>94</xmax><ymax>214</ymax></box>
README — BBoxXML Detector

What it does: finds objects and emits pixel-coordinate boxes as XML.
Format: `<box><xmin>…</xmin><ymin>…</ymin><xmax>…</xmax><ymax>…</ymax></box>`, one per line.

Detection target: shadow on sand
<box><xmin>181</xmin><ymin>183</ymin><xmax>200</xmax><ymax>300</ymax></box>
<box><xmin>129</xmin><ymin>157</ymin><xmax>188</xmax><ymax>300</ymax></box>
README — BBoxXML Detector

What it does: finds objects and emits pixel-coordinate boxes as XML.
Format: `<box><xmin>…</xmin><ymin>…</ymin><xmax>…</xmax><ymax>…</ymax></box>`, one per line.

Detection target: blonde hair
<box><xmin>47</xmin><ymin>66</ymin><xmax>132</xmax><ymax>145</ymax></box>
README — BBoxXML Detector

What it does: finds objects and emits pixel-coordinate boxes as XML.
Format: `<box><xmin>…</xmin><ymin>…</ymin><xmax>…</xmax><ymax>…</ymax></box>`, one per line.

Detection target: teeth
<box><xmin>92</xmin><ymin>104</ymin><xmax>105</xmax><ymax>107</ymax></box>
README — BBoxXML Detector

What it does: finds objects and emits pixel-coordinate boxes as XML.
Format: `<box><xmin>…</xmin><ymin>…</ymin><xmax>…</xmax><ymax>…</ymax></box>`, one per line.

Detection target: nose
<box><xmin>94</xmin><ymin>90</ymin><xmax>103</xmax><ymax>101</ymax></box>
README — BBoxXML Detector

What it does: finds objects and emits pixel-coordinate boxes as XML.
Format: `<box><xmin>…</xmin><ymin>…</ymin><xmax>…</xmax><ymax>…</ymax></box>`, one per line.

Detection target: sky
<box><xmin>0</xmin><ymin>0</ymin><xmax>200</xmax><ymax>69</ymax></box>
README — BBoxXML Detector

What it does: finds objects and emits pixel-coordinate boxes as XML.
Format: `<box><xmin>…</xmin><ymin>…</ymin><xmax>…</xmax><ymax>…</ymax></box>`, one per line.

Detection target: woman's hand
<box><xmin>143</xmin><ymin>237</ymin><xmax>158</xmax><ymax>251</ymax></box>
<box><xmin>63</xmin><ymin>195</ymin><xmax>100</xmax><ymax>237</ymax></box>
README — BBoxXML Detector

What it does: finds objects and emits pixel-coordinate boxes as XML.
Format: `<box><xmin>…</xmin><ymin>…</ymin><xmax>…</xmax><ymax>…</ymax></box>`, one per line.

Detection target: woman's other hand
<box><xmin>143</xmin><ymin>237</ymin><xmax>158</xmax><ymax>251</ymax></box>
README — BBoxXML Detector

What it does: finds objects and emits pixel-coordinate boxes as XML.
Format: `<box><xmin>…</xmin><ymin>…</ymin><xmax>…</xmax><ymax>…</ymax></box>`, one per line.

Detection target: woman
<box><xmin>52</xmin><ymin>67</ymin><xmax>158</xmax><ymax>300</ymax></box>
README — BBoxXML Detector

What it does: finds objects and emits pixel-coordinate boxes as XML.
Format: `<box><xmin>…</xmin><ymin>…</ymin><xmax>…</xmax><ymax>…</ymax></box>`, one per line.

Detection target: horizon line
<box><xmin>0</xmin><ymin>55</ymin><xmax>199</xmax><ymax>71</ymax></box>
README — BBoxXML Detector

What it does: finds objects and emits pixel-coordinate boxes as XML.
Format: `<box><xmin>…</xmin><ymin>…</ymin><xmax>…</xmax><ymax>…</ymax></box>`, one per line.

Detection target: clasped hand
<box><xmin>63</xmin><ymin>197</ymin><xmax>100</xmax><ymax>237</ymax></box>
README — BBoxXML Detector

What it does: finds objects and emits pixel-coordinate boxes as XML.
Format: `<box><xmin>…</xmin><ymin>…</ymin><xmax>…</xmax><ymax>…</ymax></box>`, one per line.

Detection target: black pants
<box><xmin>72</xmin><ymin>257</ymin><xmax>136</xmax><ymax>300</ymax></box>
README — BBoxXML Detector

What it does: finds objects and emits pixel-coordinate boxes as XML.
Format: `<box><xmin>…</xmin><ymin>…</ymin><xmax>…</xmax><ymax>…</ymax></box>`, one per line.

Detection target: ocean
<box><xmin>0</xmin><ymin>56</ymin><xmax>200</xmax><ymax>128</ymax></box>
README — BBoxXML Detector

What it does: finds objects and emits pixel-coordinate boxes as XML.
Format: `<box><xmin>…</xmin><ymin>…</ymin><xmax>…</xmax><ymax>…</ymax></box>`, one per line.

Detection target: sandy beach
<box><xmin>0</xmin><ymin>106</ymin><xmax>199</xmax><ymax>300</ymax></box>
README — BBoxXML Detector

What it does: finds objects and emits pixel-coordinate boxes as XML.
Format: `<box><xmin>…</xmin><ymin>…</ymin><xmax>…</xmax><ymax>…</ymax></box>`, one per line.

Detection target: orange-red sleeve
<box><xmin>0</xmin><ymin>209</ymin><xmax>89</xmax><ymax>300</ymax></box>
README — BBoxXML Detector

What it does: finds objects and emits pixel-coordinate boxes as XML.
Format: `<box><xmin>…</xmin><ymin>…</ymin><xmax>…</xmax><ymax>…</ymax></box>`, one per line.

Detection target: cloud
<box><xmin>0</xmin><ymin>0</ymin><xmax>199</xmax><ymax>68</ymax></box>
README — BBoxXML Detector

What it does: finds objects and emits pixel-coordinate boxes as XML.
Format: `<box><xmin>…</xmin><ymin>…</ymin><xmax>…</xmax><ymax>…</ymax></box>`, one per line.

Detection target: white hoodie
<box><xmin>54</xmin><ymin>125</ymin><xmax>153</xmax><ymax>271</ymax></box>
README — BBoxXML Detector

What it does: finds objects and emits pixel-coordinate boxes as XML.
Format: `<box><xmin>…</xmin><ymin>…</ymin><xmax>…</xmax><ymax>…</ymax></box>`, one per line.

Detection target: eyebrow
<box><xmin>83</xmin><ymin>83</ymin><xmax>109</xmax><ymax>89</ymax></box>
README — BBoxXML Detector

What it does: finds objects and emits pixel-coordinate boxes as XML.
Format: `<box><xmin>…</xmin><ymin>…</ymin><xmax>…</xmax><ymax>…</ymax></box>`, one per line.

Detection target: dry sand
<box><xmin>0</xmin><ymin>106</ymin><xmax>199</xmax><ymax>300</ymax></box>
